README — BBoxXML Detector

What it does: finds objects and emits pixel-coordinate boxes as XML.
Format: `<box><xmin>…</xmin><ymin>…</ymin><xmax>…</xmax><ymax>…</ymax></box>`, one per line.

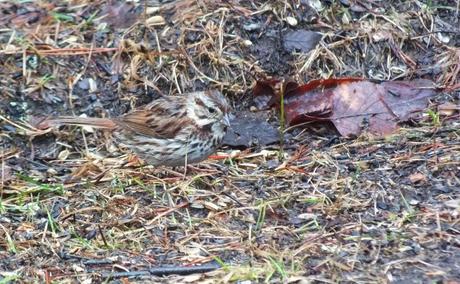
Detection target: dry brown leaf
<box><xmin>255</xmin><ymin>78</ymin><xmax>437</xmax><ymax>137</ymax></box>
<box><xmin>409</xmin><ymin>172</ymin><xmax>427</xmax><ymax>184</ymax></box>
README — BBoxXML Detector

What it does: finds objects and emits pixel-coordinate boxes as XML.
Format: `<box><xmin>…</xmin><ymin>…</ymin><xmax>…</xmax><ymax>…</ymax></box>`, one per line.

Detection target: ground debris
<box><xmin>0</xmin><ymin>0</ymin><xmax>459</xmax><ymax>283</ymax></box>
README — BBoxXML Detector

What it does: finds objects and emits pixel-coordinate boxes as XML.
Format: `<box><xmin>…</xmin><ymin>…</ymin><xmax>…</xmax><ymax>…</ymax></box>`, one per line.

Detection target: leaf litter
<box><xmin>255</xmin><ymin>78</ymin><xmax>439</xmax><ymax>137</ymax></box>
<box><xmin>0</xmin><ymin>0</ymin><xmax>459</xmax><ymax>283</ymax></box>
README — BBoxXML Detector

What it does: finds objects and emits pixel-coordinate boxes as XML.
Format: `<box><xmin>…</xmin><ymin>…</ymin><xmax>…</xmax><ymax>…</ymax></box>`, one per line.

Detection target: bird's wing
<box><xmin>114</xmin><ymin>98</ymin><xmax>191</xmax><ymax>139</ymax></box>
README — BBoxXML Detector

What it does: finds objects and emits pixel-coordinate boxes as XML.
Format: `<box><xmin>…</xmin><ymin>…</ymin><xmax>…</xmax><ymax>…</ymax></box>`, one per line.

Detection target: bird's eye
<box><xmin>207</xmin><ymin>107</ymin><xmax>216</xmax><ymax>114</ymax></box>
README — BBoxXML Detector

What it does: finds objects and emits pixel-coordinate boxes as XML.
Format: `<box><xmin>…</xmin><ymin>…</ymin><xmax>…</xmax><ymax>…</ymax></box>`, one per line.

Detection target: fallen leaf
<box><xmin>223</xmin><ymin>111</ymin><xmax>279</xmax><ymax>147</ymax></box>
<box><xmin>283</xmin><ymin>30</ymin><xmax>322</xmax><ymax>53</ymax></box>
<box><xmin>409</xmin><ymin>172</ymin><xmax>427</xmax><ymax>184</ymax></box>
<box><xmin>331</xmin><ymin>81</ymin><xmax>398</xmax><ymax>136</ymax></box>
<box><xmin>253</xmin><ymin>79</ymin><xmax>281</xmax><ymax>109</ymax></box>
<box><xmin>255</xmin><ymin>78</ymin><xmax>438</xmax><ymax>137</ymax></box>
<box><xmin>380</xmin><ymin>79</ymin><xmax>437</xmax><ymax>121</ymax></box>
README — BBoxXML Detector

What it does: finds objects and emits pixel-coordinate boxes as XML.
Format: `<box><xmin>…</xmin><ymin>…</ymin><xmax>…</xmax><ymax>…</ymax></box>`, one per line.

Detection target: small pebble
<box><xmin>285</xmin><ymin>16</ymin><xmax>298</xmax><ymax>26</ymax></box>
<box><xmin>243</xmin><ymin>23</ymin><xmax>261</xmax><ymax>31</ymax></box>
<box><xmin>78</xmin><ymin>78</ymin><xmax>90</xmax><ymax>90</ymax></box>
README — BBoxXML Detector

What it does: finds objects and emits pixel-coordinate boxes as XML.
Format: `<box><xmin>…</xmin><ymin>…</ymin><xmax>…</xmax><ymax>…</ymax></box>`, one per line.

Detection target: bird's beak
<box><xmin>223</xmin><ymin>114</ymin><xmax>231</xmax><ymax>127</ymax></box>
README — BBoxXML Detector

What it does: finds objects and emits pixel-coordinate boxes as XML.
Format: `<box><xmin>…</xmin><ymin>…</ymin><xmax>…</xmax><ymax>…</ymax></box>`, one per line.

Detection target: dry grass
<box><xmin>0</xmin><ymin>0</ymin><xmax>459</xmax><ymax>283</ymax></box>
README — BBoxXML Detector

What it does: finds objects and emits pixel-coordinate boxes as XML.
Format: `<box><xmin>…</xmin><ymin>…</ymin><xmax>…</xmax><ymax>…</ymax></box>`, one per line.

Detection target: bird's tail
<box><xmin>37</xmin><ymin>116</ymin><xmax>117</xmax><ymax>130</ymax></box>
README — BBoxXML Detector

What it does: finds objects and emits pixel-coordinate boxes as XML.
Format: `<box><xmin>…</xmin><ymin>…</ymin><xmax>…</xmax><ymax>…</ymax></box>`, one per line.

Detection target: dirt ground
<box><xmin>0</xmin><ymin>0</ymin><xmax>459</xmax><ymax>283</ymax></box>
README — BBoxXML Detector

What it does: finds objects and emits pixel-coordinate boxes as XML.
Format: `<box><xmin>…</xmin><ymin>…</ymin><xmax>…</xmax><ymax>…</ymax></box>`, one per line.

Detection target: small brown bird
<box><xmin>42</xmin><ymin>90</ymin><xmax>231</xmax><ymax>166</ymax></box>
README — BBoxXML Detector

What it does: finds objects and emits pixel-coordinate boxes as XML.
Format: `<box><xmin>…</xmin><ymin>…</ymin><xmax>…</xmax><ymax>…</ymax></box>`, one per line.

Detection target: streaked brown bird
<box><xmin>41</xmin><ymin>90</ymin><xmax>231</xmax><ymax>166</ymax></box>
